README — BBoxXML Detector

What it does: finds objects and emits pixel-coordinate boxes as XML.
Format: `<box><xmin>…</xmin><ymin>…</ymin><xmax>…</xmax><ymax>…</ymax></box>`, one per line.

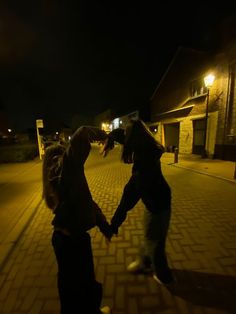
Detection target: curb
<box><xmin>165</xmin><ymin>162</ymin><xmax>236</xmax><ymax>184</ymax></box>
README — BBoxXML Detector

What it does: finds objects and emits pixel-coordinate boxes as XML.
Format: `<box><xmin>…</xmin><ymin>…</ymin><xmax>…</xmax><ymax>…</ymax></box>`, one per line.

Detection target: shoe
<box><xmin>153</xmin><ymin>269</ymin><xmax>175</xmax><ymax>285</ymax></box>
<box><xmin>100</xmin><ymin>305</ymin><xmax>112</xmax><ymax>314</ymax></box>
<box><xmin>127</xmin><ymin>259</ymin><xmax>152</xmax><ymax>273</ymax></box>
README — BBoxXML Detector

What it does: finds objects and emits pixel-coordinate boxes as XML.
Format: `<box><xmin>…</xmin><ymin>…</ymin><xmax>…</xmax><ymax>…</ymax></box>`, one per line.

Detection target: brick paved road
<box><xmin>0</xmin><ymin>160</ymin><xmax>42</xmax><ymax>244</ymax></box>
<box><xmin>0</xmin><ymin>145</ymin><xmax>236</xmax><ymax>314</ymax></box>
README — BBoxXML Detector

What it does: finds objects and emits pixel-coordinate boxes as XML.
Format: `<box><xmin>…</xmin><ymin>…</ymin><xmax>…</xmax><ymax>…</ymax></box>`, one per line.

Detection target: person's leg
<box><xmin>143</xmin><ymin>208</ymin><xmax>174</xmax><ymax>284</ymax></box>
<box><xmin>127</xmin><ymin>210</ymin><xmax>152</xmax><ymax>273</ymax></box>
<box><xmin>127</xmin><ymin>254</ymin><xmax>152</xmax><ymax>273</ymax></box>
<box><xmin>52</xmin><ymin>230</ymin><xmax>104</xmax><ymax>313</ymax></box>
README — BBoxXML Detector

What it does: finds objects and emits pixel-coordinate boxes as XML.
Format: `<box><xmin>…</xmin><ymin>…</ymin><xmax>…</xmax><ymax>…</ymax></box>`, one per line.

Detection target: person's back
<box><xmin>51</xmin><ymin>126</ymin><xmax>111</xmax><ymax>237</ymax></box>
<box><xmin>132</xmin><ymin>140</ymin><xmax>164</xmax><ymax>178</ymax></box>
<box><xmin>42</xmin><ymin>126</ymin><xmax>113</xmax><ymax>314</ymax></box>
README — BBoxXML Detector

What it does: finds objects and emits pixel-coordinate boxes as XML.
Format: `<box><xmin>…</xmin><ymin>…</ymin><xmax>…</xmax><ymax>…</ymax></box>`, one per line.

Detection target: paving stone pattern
<box><xmin>0</xmin><ymin>148</ymin><xmax>236</xmax><ymax>314</ymax></box>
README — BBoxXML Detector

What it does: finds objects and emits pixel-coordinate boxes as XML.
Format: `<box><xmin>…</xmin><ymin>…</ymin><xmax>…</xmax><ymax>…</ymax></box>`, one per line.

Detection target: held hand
<box><xmin>102</xmin><ymin>223</ymin><xmax>113</xmax><ymax>245</ymax></box>
<box><xmin>99</xmin><ymin>145</ymin><xmax>110</xmax><ymax>158</ymax></box>
<box><xmin>105</xmin><ymin>235</ymin><xmax>112</xmax><ymax>246</ymax></box>
<box><xmin>99</xmin><ymin>137</ymin><xmax>114</xmax><ymax>158</ymax></box>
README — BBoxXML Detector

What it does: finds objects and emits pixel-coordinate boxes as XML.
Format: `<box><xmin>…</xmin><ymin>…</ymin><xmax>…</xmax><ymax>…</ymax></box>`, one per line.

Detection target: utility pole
<box><xmin>36</xmin><ymin>119</ymin><xmax>44</xmax><ymax>160</ymax></box>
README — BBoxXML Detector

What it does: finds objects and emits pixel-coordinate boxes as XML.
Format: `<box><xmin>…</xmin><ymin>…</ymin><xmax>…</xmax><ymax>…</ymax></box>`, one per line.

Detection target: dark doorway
<box><xmin>164</xmin><ymin>123</ymin><xmax>180</xmax><ymax>152</ymax></box>
<box><xmin>192</xmin><ymin>119</ymin><xmax>205</xmax><ymax>154</ymax></box>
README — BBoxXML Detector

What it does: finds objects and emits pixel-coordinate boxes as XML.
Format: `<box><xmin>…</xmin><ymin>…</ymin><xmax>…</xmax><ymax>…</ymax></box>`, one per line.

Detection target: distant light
<box><xmin>68</xmin><ymin>136</ymin><xmax>71</xmax><ymax>141</ymax></box>
<box><xmin>8</xmin><ymin>129</ymin><xmax>12</xmax><ymax>133</ymax></box>
<box><xmin>154</xmin><ymin>128</ymin><xmax>157</xmax><ymax>132</ymax></box>
<box><xmin>204</xmin><ymin>74</ymin><xmax>215</xmax><ymax>88</ymax></box>
<box><xmin>120</xmin><ymin>120</ymin><xmax>123</xmax><ymax>124</ymax></box>
<box><xmin>56</xmin><ymin>131</ymin><xmax>59</xmax><ymax>135</ymax></box>
<box><xmin>113</xmin><ymin>118</ymin><xmax>119</xmax><ymax>129</ymax></box>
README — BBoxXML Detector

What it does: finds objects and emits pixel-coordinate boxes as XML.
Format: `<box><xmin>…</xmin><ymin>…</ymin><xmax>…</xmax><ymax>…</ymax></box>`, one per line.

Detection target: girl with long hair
<box><xmin>102</xmin><ymin>119</ymin><xmax>174</xmax><ymax>285</ymax></box>
<box><xmin>42</xmin><ymin>126</ymin><xmax>112</xmax><ymax>314</ymax></box>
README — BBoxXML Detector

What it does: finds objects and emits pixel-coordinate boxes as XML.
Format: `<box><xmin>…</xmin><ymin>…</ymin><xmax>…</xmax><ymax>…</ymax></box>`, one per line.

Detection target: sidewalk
<box><xmin>161</xmin><ymin>152</ymin><xmax>236</xmax><ymax>183</ymax></box>
<box><xmin>0</xmin><ymin>149</ymin><xmax>235</xmax><ymax>313</ymax></box>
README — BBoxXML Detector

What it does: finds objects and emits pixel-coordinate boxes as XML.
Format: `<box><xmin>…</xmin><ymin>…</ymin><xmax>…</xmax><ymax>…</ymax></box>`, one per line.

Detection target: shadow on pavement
<box><xmin>168</xmin><ymin>269</ymin><xmax>236</xmax><ymax>313</ymax></box>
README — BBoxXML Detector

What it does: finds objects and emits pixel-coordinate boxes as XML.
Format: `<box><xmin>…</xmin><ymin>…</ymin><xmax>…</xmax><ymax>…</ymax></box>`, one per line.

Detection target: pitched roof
<box><xmin>150</xmin><ymin>46</ymin><xmax>212</xmax><ymax>115</ymax></box>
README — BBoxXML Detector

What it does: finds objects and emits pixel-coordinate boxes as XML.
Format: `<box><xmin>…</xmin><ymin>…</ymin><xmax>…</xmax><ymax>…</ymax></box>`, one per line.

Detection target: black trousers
<box><xmin>52</xmin><ymin>230</ymin><xmax>103</xmax><ymax>314</ymax></box>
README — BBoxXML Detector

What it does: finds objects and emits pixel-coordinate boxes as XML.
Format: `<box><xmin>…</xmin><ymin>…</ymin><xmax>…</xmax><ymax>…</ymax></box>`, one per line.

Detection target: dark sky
<box><xmin>0</xmin><ymin>0</ymin><xmax>236</xmax><ymax>131</ymax></box>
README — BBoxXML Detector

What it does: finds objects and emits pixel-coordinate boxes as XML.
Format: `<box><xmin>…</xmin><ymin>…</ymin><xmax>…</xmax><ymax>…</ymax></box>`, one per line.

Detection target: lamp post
<box><xmin>202</xmin><ymin>74</ymin><xmax>215</xmax><ymax>158</ymax></box>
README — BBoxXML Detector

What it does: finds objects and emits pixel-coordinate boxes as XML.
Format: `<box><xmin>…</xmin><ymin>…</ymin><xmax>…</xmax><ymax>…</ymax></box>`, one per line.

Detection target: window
<box><xmin>190</xmin><ymin>78</ymin><xmax>207</xmax><ymax>98</ymax></box>
<box><xmin>149</xmin><ymin>125</ymin><xmax>158</xmax><ymax>133</ymax></box>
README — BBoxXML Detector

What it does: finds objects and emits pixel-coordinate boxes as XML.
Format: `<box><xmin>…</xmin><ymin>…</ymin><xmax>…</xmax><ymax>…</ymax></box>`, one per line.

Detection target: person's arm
<box><xmin>70</xmin><ymin>126</ymin><xmax>108</xmax><ymax>165</ymax></box>
<box><xmin>155</xmin><ymin>142</ymin><xmax>165</xmax><ymax>159</ymax></box>
<box><xmin>101</xmin><ymin>128</ymin><xmax>125</xmax><ymax>157</ymax></box>
<box><xmin>84</xmin><ymin>126</ymin><xmax>108</xmax><ymax>143</ymax></box>
<box><xmin>110</xmin><ymin>174</ymin><xmax>141</xmax><ymax>234</ymax></box>
<box><xmin>108</xmin><ymin>128</ymin><xmax>125</xmax><ymax>144</ymax></box>
<box><xmin>93</xmin><ymin>201</ymin><xmax>113</xmax><ymax>239</ymax></box>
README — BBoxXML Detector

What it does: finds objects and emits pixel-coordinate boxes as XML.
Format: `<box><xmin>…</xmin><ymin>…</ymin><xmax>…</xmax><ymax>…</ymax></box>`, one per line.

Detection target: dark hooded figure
<box><xmin>42</xmin><ymin>126</ymin><xmax>112</xmax><ymax>314</ymax></box>
<box><xmin>101</xmin><ymin>119</ymin><xmax>174</xmax><ymax>285</ymax></box>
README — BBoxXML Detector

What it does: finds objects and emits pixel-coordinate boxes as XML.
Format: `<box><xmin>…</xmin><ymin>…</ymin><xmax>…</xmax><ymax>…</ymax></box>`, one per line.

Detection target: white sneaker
<box><xmin>100</xmin><ymin>305</ymin><xmax>112</xmax><ymax>314</ymax></box>
<box><xmin>127</xmin><ymin>260</ymin><xmax>152</xmax><ymax>273</ymax></box>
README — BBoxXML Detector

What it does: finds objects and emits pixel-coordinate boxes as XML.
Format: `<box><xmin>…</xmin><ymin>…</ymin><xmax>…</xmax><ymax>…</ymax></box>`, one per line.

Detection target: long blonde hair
<box><xmin>42</xmin><ymin>144</ymin><xmax>66</xmax><ymax>210</ymax></box>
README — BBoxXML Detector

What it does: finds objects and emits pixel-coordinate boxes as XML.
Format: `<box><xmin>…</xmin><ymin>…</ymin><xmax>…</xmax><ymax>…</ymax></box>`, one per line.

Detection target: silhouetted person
<box><xmin>102</xmin><ymin>119</ymin><xmax>174</xmax><ymax>285</ymax></box>
<box><xmin>42</xmin><ymin>126</ymin><xmax>112</xmax><ymax>314</ymax></box>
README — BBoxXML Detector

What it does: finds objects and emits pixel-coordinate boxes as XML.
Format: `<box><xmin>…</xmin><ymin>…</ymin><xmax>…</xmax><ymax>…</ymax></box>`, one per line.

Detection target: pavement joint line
<box><xmin>0</xmin><ymin>197</ymin><xmax>43</xmax><ymax>272</ymax></box>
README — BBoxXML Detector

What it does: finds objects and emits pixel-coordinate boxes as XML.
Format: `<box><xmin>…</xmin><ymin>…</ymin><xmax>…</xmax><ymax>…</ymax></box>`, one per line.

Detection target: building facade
<box><xmin>150</xmin><ymin>46</ymin><xmax>236</xmax><ymax>161</ymax></box>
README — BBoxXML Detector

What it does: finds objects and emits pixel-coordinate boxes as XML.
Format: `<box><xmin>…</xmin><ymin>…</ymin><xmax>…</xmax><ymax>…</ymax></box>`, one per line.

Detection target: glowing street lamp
<box><xmin>202</xmin><ymin>73</ymin><xmax>215</xmax><ymax>158</ymax></box>
<box><xmin>204</xmin><ymin>74</ymin><xmax>215</xmax><ymax>88</ymax></box>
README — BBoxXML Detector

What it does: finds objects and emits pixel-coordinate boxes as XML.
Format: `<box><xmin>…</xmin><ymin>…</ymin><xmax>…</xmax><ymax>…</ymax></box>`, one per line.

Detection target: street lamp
<box><xmin>202</xmin><ymin>74</ymin><xmax>215</xmax><ymax>158</ymax></box>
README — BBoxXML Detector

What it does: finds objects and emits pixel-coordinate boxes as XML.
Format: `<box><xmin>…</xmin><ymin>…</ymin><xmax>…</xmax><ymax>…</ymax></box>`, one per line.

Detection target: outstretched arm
<box><xmin>110</xmin><ymin>174</ymin><xmax>141</xmax><ymax>234</ymax></box>
<box><xmin>83</xmin><ymin>126</ymin><xmax>108</xmax><ymax>143</ymax></box>
<box><xmin>101</xmin><ymin>128</ymin><xmax>125</xmax><ymax>157</ymax></box>
<box><xmin>108</xmin><ymin>128</ymin><xmax>125</xmax><ymax>144</ymax></box>
<box><xmin>93</xmin><ymin>201</ymin><xmax>113</xmax><ymax>240</ymax></box>
<box><xmin>69</xmin><ymin>126</ymin><xmax>108</xmax><ymax>165</ymax></box>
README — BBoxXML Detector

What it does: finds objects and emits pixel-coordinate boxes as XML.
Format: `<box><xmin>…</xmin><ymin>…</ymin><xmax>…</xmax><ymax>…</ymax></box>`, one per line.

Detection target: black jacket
<box><xmin>52</xmin><ymin>126</ymin><xmax>111</xmax><ymax>238</ymax></box>
<box><xmin>107</xmin><ymin>128</ymin><xmax>171</xmax><ymax>234</ymax></box>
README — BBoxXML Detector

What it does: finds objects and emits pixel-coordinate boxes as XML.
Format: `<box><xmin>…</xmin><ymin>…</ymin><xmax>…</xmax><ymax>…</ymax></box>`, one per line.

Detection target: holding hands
<box><xmin>100</xmin><ymin>137</ymin><xmax>114</xmax><ymax>157</ymax></box>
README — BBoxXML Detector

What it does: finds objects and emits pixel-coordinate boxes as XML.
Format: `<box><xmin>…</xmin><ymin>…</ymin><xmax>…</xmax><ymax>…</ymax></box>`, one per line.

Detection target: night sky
<box><xmin>0</xmin><ymin>1</ymin><xmax>235</xmax><ymax>131</ymax></box>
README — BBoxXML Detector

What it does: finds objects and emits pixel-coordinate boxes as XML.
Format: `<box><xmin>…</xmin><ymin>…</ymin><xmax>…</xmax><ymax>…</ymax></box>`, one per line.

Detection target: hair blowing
<box><xmin>42</xmin><ymin>144</ymin><xmax>66</xmax><ymax>211</ymax></box>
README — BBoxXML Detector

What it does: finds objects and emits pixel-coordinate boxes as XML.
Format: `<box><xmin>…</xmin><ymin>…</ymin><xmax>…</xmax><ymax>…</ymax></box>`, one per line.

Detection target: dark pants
<box><xmin>52</xmin><ymin>230</ymin><xmax>102</xmax><ymax>314</ymax></box>
<box><xmin>142</xmin><ymin>207</ymin><xmax>171</xmax><ymax>274</ymax></box>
